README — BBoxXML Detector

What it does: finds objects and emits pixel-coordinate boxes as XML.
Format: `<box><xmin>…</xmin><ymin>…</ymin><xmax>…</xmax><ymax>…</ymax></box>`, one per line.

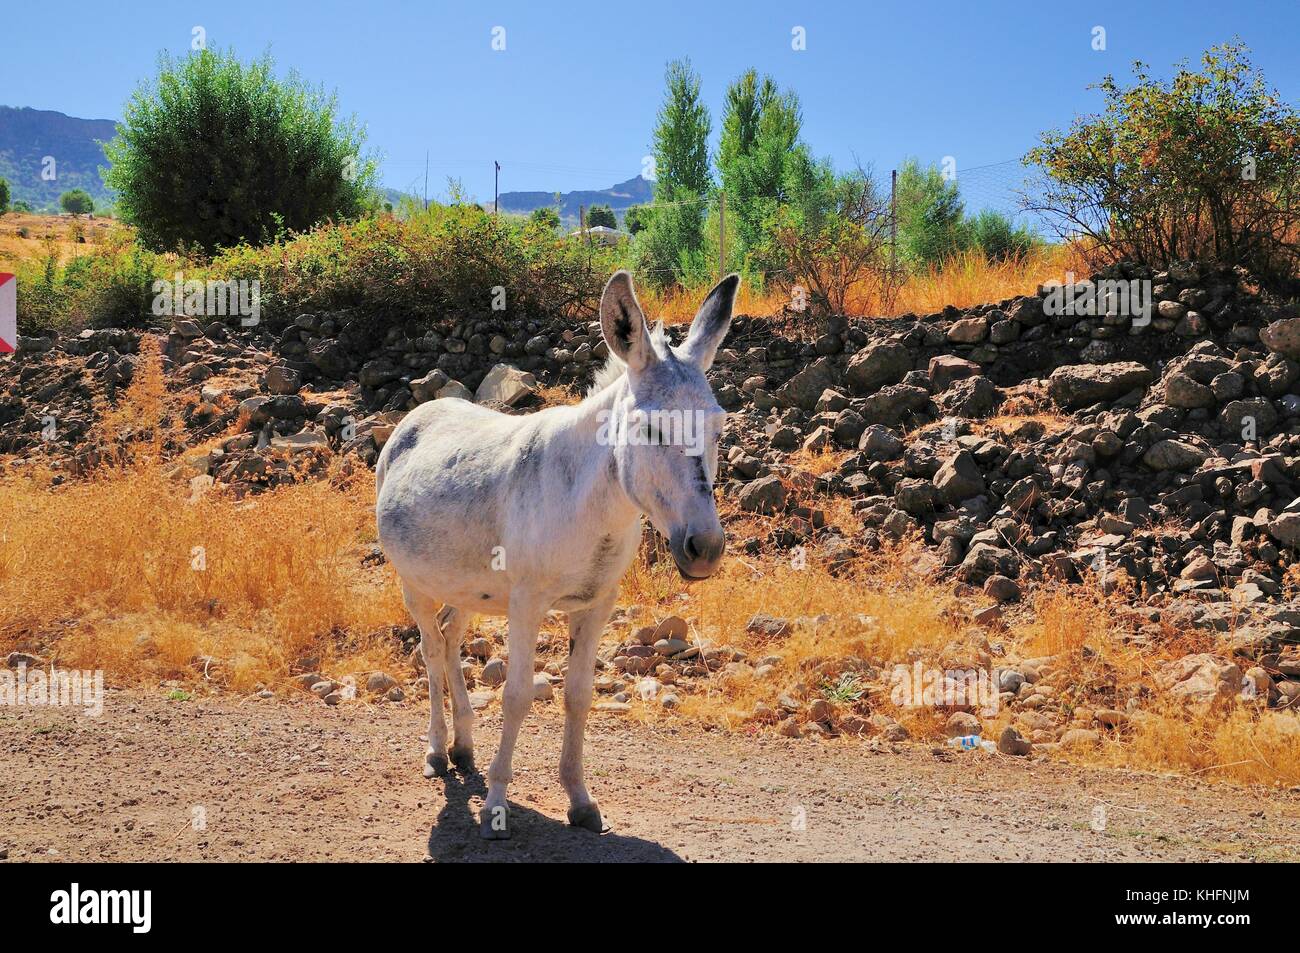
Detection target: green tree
<box><xmin>717</xmin><ymin>70</ymin><xmax>803</xmax><ymax>263</ymax></box>
<box><xmin>586</xmin><ymin>204</ymin><xmax>617</xmax><ymax>229</ymax></box>
<box><xmin>1027</xmin><ymin>41</ymin><xmax>1300</xmax><ymax>281</ymax></box>
<box><xmin>104</xmin><ymin>48</ymin><xmax>377</xmax><ymax>254</ymax></box>
<box><xmin>624</xmin><ymin>204</ymin><xmax>650</xmax><ymax>235</ymax></box>
<box><xmin>894</xmin><ymin>158</ymin><xmax>967</xmax><ymax>267</ymax></box>
<box><xmin>638</xmin><ymin>58</ymin><xmax>712</xmax><ymax>286</ymax></box>
<box><xmin>0</xmin><ymin>178</ymin><xmax>9</xmax><ymax>214</ymax></box>
<box><xmin>59</xmin><ymin>189</ymin><xmax>95</xmax><ymax>215</ymax></box>
<box><xmin>529</xmin><ymin>206</ymin><xmax>561</xmax><ymax>230</ymax></box>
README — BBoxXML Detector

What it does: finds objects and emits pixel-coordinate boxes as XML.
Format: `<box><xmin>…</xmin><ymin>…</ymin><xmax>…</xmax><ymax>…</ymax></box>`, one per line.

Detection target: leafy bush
<box><xmin>104</xmin><ymin>48</ymin><xmax>378</xmax><ymax>256</ymax></box>
<box><xmin>529</xmin><ymin>206</ymin><xmax>561</xmax><ymax>231</ymax></box>
<box><xmin>755</xmin><ymin>153</ymin><xmax>895</xmax><ymax>315</ymax></box>
<box><xmin>966</xmin><ymin>209</ymin><xmax>1039</xmax><ymax>262</ymax></box>
<box><xmin>894</xmin><ymin>159</ymin><xmax>967</xmax><ymax>268</ymax></box>
<box><xmin>209</xmin><ymin>201</ymin><xmax>618</xmax><ymax>329</ymax></box>
<box><xmin>0</xmin><ymin>178</ymin><xmax>9</xmax><ymax>214</ymax></box>
<box><xmin>59</xmin><ymin>189</ymin><xmax>94</xmax><ymax>215</ymax></box>
<box><xmin>1026</xmin><ymin>41</ymin><xmax>1300</xmax><ymax>283</ymax></box>
<box><xmin>16</xmin><ymin>235</ymin><xmax>165</xmax><ymax>334</ymax></box>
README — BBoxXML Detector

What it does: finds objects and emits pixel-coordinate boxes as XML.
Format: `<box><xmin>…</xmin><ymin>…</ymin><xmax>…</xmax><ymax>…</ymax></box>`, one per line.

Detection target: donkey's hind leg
<box><xmin>438</xmin><ymin>605</ymin><xmax>475</xmax><ymax>772</ymax></box>
<box><xmin>402</xmin><ymin>584</ymin><xmax>450</xmax><ymax>778</ymax></box>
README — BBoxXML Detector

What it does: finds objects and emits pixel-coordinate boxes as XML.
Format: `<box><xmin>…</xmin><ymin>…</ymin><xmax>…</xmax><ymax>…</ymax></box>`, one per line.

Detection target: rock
<box><xmin>532</xmin><ymin>673</ymin><xmax>554</xmax><ymax>701</ymax></box>
<box><xmin>437</xmin><ymin>380</ymin><xmax>474</xmax><ymax>401</ymax></box>
<box><xmin>938</xmin><ymin>375</ymin><xmax>998</xmax><ymax>418</ymax></box>
<box><xmin>1155</xmin><ymin>654</ymin><xmax>1243</xmax><ymax>705</ymax></box>
<box><xmin>475</xmin><ymin>364</ymin><xmax>537</xmax><ymax>407</ymax></box>
<box><xmin>1259</xmin><ymin>318</ymin><xmax>1300</xmax><ymax>359</ymax></box>
<box><xmin>927</xmin><ymin>354</ymin><xmax>981</xmax><ymax>393</ymax></box>
<box><xmin>366</xmin><ymin>671</ymin><xmax>399</xmax><ymax>694</ymax></box>
<box><xmin>957</xmin><ymin>543</ymin><xmax>1018</xmax><ymax>585</ymax></box>
<box><xmin>465</xmin><ymin>637</ymin><xmax>493</xmax><ymax>660</ymax></box>
<box><xmin>775</xmin><ymin>357</ymin><xmax>839</xmax><ymax>410</ymax></box>
<box><xmin>5</xmin><ymin>651</ymin><xmax>44</xmax><ymax>668</ymax></box>
<box><xmin>858</xmin><ymin>424</ymin><xmax>904</xmax><ymax>459</ymax></box>
<box><xmin>947</xmin><ymin>315</ymin><xmax>988</xmax><ymax>344</ymax></box>
<box><xmin>1143</xmin><ymin>439</ymin><xmax>1207</xmax><ymax>472</ymax></box>
<box><xmin>1266</xmin><ymin>512</ymin><xmax>1300</xmax><ymax>549</ymax></box>
<box><xmin>738</xmin><ymin>475</ymin><xmax>787</xmax><ymax>514</ymax></box>
<box><xmin>410</xmin><ymin>369</ymin><xmax>450</xmax><ymax>404</ymax></box>
<box><xmin>1059</xmin><ymin>728</ymin><xmax>1101</xmax><ymax>749</ymax></box>
<box><xmin>270</xmin><ymin>431</ymin><xmax>329</xmax><ymax>454</ymax></box>
<box><xmin>746</xmin><ymin>613</ymin><xmax>792</xmax><ymax>638</ymax></box>
<box><xmin>1047</xmin><ymin>362</ymin><xmax>1153</xmax><ymax>409</ymax></box>
<box><xmin>845</xmin><ymin>341</ymin><xmax>912</xmax><ymax>393</ymax></box>
<box><xmin>997</xmin><ymin>726</ymin><xmax>1033</xmax><ymax>756</ymax></box>
<box><xmin>481</xmin><ymin>657</ymin><xmax>507</xmax><ymax>687</ymax></box>
<box><xmin>1163</xmin><ymin>372</ymin><xmax>1214</xmax><ymax>408</ymax></box>
<box><xmin>945</xmin><ymin>711</ymin><xmax>981</xmax><ymax>738</ymax></box>
<box><xmin>933</xmin><ymin>450</ymin><xmax>985</xmax><ymax>503</ymax></box>
<box><xmin>983</xmin><ymin>575</ymin><xmax>1021</xmax><ymax>603</ymax></box>
<box><xmin>264</xmin><ymin>365</ymin><xmax>301</xmax><ymax>395</ymax></box>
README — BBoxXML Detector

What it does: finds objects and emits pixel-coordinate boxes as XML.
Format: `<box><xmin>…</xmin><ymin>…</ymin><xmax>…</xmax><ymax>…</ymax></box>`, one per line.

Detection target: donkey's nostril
<box><xmin>684</xmin><ymin>534</ymin><xmax>702</xmax><ymax>561</ymax></box>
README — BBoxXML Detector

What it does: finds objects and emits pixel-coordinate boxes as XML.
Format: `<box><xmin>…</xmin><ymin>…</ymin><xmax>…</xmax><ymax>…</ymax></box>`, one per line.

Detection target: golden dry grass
<box><xmin>644</xmin><ymin>243</ymin><xmax>1082</xmax><ymax>324</ymax></box>
<box><xmin>0</xmin><ymin>212</ymin><xmax>119</xmax><ymax>269</ymax></box>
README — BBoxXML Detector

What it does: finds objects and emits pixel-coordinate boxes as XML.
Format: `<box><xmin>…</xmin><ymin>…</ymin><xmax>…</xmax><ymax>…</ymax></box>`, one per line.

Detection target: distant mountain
<box><xmin>495</xmin><ymin>175</ymin><xmax>653</xmax><ymax>224</ymax></box>
<box><xmin>0</xmin><ymin>106</ymin><xmax>117</xmax><ymax>212</ymax></box>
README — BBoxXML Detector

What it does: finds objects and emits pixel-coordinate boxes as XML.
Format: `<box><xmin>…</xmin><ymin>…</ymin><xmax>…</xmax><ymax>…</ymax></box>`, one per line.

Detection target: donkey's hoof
<box><xmin>479</xmin><ymin>804</ymin><xmax>511</xmax><ymax>840</ymax></box>
<box><xmin>567</xmin><ymin>802</ymin><xmax>606</xmax><ymax>833</ymax></box>
<box><xmin>423</xmin><ymin>752</ymin><xmax>450</xmax><ymax>779</ymax></box>
<box><xmin>449</xmin><ymin>745</ymin><xmax>476</xmax><ymax>774</ymax></box>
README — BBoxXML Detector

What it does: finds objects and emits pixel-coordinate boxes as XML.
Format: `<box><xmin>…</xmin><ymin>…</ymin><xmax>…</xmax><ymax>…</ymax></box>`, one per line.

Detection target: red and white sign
<box><xmin>0</xmin><ymin>273</ymin><xmax>15</xmax><ymax>353</ymax></box>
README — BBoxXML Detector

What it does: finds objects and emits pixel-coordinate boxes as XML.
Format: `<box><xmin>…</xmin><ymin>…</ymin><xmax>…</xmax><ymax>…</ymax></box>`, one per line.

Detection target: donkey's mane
<box><xmin>585</xmin><ymin>321</ymin><xmax>670</xmax><ymax>397</ymax></box>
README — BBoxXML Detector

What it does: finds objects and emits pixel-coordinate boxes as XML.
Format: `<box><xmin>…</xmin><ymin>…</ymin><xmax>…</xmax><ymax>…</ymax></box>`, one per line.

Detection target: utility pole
<box><xmin>494</xmin><ymin>161</ymin><xmax>500</xmax><ymax>217</ymax></box>
<box><xmin>890</xmin><ymin>168</ymin><xmax>897</xmax><ymax>282</ymax></box>
<box><xmin>718</xmin><ymin>191</ymin><xmax>726</xmax><ymax>282</ymax></box>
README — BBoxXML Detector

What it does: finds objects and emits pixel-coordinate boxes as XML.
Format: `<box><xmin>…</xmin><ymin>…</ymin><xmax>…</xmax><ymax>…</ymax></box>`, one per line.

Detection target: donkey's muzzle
<box><xmin>672</xmin><ymin>528</ymin><xmax>725</xmax><ymax>579</ymax></box>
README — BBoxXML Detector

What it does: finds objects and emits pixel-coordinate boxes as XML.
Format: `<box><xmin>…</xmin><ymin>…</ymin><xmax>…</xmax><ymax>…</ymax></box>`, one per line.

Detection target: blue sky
<box><xmin>4</xmin><ymin>0</ymin><xmax>1299</xmax><ymax>202</ymax></box>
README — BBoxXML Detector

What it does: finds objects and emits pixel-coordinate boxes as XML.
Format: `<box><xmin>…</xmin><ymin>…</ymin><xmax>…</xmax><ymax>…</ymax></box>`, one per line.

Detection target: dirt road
<box><xmin>1</xmin><ymin>690</ymin><xmax>1296</xmax><ymax>862</ymax></box>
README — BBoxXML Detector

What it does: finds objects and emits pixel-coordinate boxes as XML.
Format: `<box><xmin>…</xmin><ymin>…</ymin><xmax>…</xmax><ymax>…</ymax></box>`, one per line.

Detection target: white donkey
<box><xmin>375</xmin><ymin>270</ymin><xmax>738</xmax><ymax>838</ymax></box>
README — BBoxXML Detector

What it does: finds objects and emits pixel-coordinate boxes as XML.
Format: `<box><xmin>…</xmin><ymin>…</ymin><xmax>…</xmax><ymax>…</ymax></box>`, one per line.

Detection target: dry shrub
<box><xmin>0</xmin><ymin>341</ymin><xmax>407</xmax><ymax>690</ymax></box>
<box><xmin>0</xmin><ymin>462</ymin><xmax>406</xmax><ymax>690</ymax></box>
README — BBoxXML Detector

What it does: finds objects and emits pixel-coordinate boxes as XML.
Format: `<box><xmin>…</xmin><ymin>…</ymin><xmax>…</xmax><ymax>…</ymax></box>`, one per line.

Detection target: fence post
<box><xmin>718</xmin><ymin>191</ymin><xmax>726</xmax><ymax>282</ymax></box>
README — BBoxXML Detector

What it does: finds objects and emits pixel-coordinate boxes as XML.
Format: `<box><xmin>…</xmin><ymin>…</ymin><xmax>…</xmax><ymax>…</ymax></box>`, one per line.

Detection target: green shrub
<box><xmin>894</xmin><ymin>158</ymin><xmax>967</xmax><ymax>268</ymax></box>
<box><xmin>966</xmin><ymin>209</ymin><xmax>1040</xmax><ymax>262</ymax></box>
<box><xmin>16</xmin><ymin>240</ymin><xmax>166</xmax><ymax>335</ymax></box>
<box><xmin>0</xmin><ymin>178</ymin><xmax>9</xmax><ymax>215</ymax></box>
<box><xmin>1027</xmin><ymin>41</ymin><xmax>1300</xmax><ymax>282</ymax></box>
<box><xmin>104</xmin><ymin>48</ymin><xmax>378</xmax><ymax>256</ymax></box>
<box><xmin>59</xmin><ymin>189</ymin><xmax>94</xmax><ymax>215</ymax></box>
<box><xmin>209</xmin><ymin>202</ymin><xmax>617</xmax><ymax>330</ymax></box>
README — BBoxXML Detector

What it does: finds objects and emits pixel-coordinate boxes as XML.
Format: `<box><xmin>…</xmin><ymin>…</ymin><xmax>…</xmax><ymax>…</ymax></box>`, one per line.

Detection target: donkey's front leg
<box><xmin>481</xmin><ymin>588</ymin><xmax>547</xmax><ymax>840</ymax></box>
<box><xmin>560</xmin><ymin>591</ymin><xmax>618</xmax><ymax>833</ymax></box>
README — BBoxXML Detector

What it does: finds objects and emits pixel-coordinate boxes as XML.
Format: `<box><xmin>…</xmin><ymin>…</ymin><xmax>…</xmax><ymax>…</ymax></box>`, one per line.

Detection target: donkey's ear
<box><xmin>681</xmin><ymin>274</ymin><xmax>739</xmax><ymax>371</ymax></box>
<box><xmin>599</xmin><ymin>271</ymin><xmax>657</xmax><ymax>373</ymax></box>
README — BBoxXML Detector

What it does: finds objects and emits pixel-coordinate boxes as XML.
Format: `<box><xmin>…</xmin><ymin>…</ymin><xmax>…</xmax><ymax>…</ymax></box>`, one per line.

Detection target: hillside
<box><xmin>0</xmin><ymin>106</ymin><xmax>117</xmax><ymax>211</ymax></box>
<box><xmin>495</xmin><ymin>174</ymin><xmax>652</xmax><ymax>224</ymax></box>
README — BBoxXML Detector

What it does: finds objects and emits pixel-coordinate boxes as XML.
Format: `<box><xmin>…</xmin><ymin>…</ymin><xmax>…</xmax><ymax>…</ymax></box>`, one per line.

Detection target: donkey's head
<box><xmin>598</xmin><ymin>270</ymin><xmax>738</xmax><ymax>579</ymax></box>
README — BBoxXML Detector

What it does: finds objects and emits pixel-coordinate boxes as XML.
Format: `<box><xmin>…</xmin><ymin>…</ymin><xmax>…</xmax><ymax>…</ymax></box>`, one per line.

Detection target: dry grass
<box><xmin>0</xmin><ymin>212</ymin><xmax>119</xmax><ymax>269</ymax></box>
<box><xmin>643</xmin><ymin>242</ymin><xmax>1081</xmax><ymax>325</ymax></box>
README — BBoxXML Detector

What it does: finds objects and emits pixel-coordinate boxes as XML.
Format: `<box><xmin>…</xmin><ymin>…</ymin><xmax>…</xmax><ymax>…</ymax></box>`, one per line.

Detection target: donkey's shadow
<box><xmin>426</xmin><ymin>771</ymin><xmax>684</xmax><ymax>863</ymax></box>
